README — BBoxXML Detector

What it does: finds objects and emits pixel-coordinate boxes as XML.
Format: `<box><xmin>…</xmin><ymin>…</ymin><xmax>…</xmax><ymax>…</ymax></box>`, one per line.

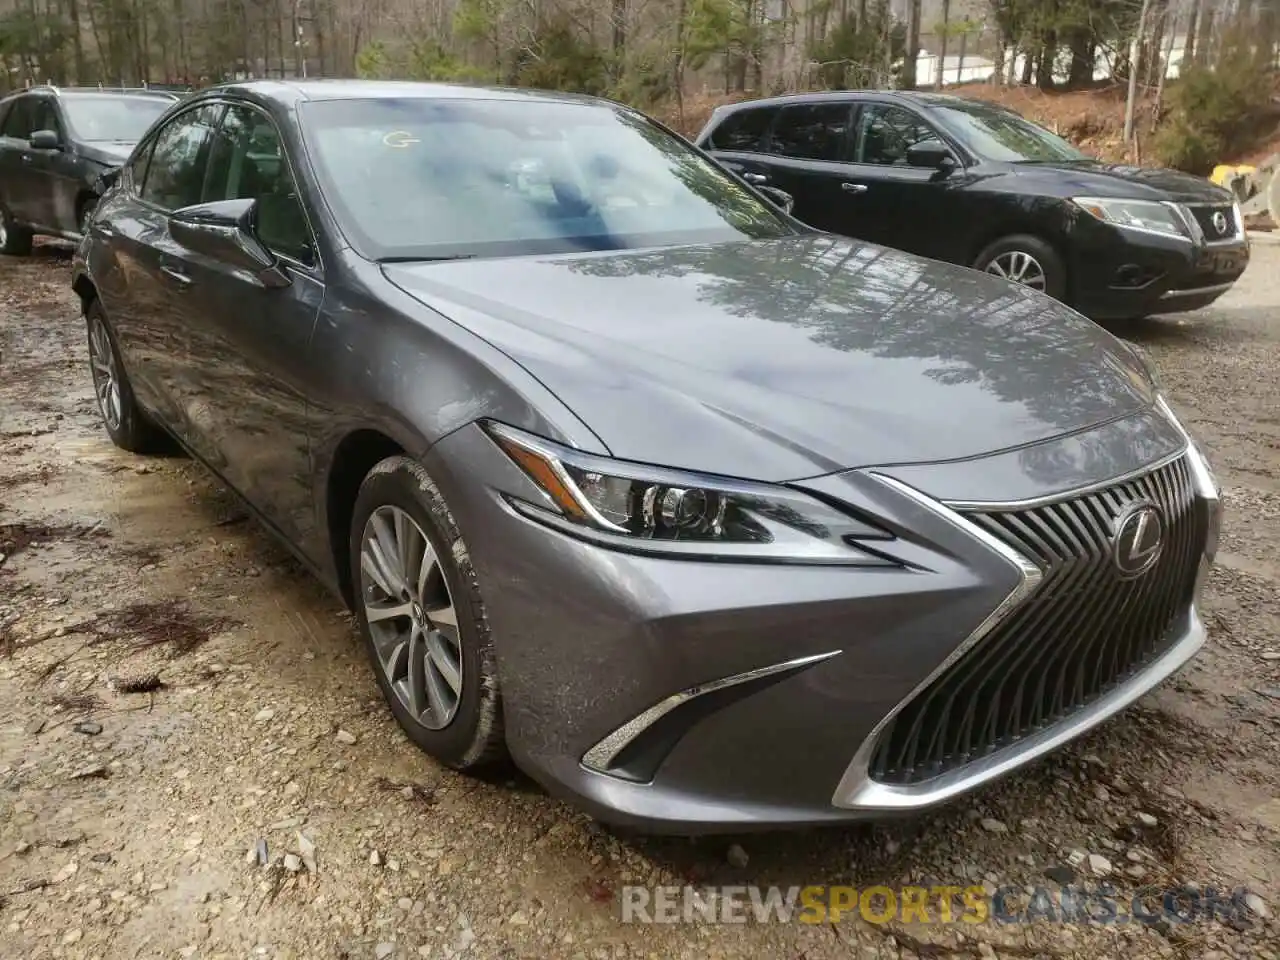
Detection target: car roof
<box><xmin>196</xmin><ymin>78</ymin><xmax>609</xmax><ymax>109</ymax></box>
<box><xmin>709</xmin><ymin>89</ymin><xmax>1002</xmax><ymax>113</ymax></box>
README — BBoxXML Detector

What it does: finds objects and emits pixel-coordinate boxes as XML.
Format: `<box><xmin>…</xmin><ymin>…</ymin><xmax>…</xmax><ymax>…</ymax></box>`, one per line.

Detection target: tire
<box><xmin>349</xmin><ymin>456</ymin><xmax>506</xmax><ymax>771</ymax></box>
<box><xmin>974</xmin><ymin>234</ymin><xmax>1067</xmax><ymax>302</ymax></box>
<box><xmin>0</xmin><ymin>203</ymin><xmax>33</xmax><ymax>256</ymax></box>
<box><xmin>85</xmin><ymin>299</ymin><xmax>167</xmax><ymax>453</ymax></box>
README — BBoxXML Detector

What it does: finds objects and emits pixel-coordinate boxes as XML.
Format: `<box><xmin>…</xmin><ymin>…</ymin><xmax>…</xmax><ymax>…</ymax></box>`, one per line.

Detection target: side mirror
<box><xmin>758</xmin><ymin>185</ymin><xmax>795</xmax><ymax>215</ymax></box>
<box><xmin>93</xmin><ymin>166</ymin><xmax>122</xmax><ymax>196</ymax></box>
<box><xmin>168</xmin><ymin>198</ymin><xmax>290</xmax><ymax>288</ymax></box>
<box><xmin>906</xmin><ymin>139</ymin><xmax>957</xmax><ymax>172</ymax></box>
<box><xmin>29</xmin><ymin>129</ymin><xmax>61</xmax><ymax>151</ymax></box>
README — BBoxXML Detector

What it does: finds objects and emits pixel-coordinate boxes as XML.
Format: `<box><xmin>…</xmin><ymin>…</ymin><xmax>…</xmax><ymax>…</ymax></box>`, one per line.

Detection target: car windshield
<box><xmin>300</xmin><ymin>97</ymin><xmax>797</xmax><ymax>261</ymax></box>
<box><xmin>933</xmin><ymin>103</ymin><xmax>1091</xmax><ymax>163</ymax></box>
<box><xmin>62</xmin><ymin>95</ymin><xmax>172</xmax><ymax>142</ymax></box>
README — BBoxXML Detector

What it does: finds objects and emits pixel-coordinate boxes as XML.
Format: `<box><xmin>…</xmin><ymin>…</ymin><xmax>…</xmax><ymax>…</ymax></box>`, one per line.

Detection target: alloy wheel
<box><xmin>88</xmin><ymin>316</ymin><xmax>123</xmax><ymax>431</ymax></box>
<box><xmin>359</xmin><ymin>505</ymin><xmax>463</xmax><ymax>730</ymax></box>
<box><xmin>985</xmin><ymin>250</ymin><xmax>1047</xmax><ymax>291</ymax></box>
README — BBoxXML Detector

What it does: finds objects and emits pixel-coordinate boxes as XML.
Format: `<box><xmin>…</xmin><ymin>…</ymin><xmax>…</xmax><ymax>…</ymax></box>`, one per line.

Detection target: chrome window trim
<box><xmin>581</xmin><ymin>650</ymin><xmax>842</xmax><ymax>776</ymax></box>
<box><xmin>830</xmin><ymin>474</ymin><xmax>1043</xmax><ymax>810</ymax></box>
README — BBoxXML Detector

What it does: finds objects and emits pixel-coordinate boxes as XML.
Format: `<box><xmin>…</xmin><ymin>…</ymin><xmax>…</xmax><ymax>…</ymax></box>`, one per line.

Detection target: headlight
<box><xmin>485</xmin><ymin>422</ymin><xmax>898</xmax><ymax>565</ymax></box>
<box><xmin>1072</xmin><ymin>197</ymin><xmax>1192</xmax><ymax>241</ymax></box>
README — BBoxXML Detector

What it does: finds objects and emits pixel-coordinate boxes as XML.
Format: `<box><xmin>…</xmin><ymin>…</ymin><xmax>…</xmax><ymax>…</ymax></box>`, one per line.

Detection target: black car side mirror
<box><xmin>168</xmin><ymin>198</ymin><xmax>290</xmax><ymax>289</ymax></box>
<box><xmin>93</xmin><ymin>167</ymin><xmax>122</xmax><ymax>196</ymax></box>
<box><xmin>29</xmin><ymin>129</ymin><xmax>61</xmax><ymax>151</ymax></box>
<box><xmin>906</xmin><ymin>139</ymin><xmax>957</xmax><ymax>173</ymax></box>
<box><xmin>758</xmin><ymin>185</ymin><xmax>795</xmax><ymax>215</ymax></box>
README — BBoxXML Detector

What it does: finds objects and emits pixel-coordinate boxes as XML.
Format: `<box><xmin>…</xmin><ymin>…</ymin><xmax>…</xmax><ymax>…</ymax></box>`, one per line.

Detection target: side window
<box><xmin>707</xmin><ymin>108</ymin><xmax>775</xmax><ymax>153</ymax></box>
<box><xmin>128</xmin><ymin>140</ymin><xmax>155</xmax><ymax>192</ymax></box>
<box><xmin>2</xmin><ymin>97</ymin><xmax>35</xmax><ymax>140</ymax></box>
<box><xmin>141</xmin><ymin>104</ymin><xmax>223</xmax><ymax>211</ymax></box>
<box><xmin>31</xmin><ymin>99</ymin><xmax>62</xmax><ymax>137</ymax></box>
<box><xmin>203</xmin><ymin>104</ymin><xmax>313</xmax><ymax>265</ymax></box>
<box><xmin>854</xmin><ymin>105</ymin><xmax>939</xmax><ymax>166</ymax></box>
<box><xmin>770</xmin><ymin>103</ymin><xmax>853</xmax><ymax>162</ymax></box>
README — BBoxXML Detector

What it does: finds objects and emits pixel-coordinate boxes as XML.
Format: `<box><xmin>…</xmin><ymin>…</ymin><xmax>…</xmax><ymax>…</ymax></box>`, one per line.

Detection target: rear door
<box><xmin>698</xmin><ymin>104</ymin><xmax>779</xmax><ymax>188</ymax></box>
<box><xmin>755</xmin><ymin>102</ymin><xmax>858</xmax><ymax>234</ymax></box>
<box><xmin>842</xmin><ymin>102</ymin><xmax>960</xmax><ymax>254</ymax></box>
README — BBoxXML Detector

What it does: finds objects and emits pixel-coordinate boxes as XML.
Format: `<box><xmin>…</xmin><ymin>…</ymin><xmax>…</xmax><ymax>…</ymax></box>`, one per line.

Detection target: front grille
<box><xmin>869</xmin><ymin>455</ymin><xmax>1206</xmax><ymax>786</ymax></box>
<box><xmin>1187</xmin><ymin>204</ymin><xmax>1240</xmax><ymax>242</ymax></box>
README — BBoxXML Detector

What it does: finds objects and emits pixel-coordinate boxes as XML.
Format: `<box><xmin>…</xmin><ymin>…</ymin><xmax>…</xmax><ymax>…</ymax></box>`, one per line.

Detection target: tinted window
<box><xmin>770</xmin><ymin>103</ymin><xmax>852</xmax><ymax>161</ymax></box>
<box><xmin>141</xmin><ymin>104</ymin><xmax>222</xmax><ymax>211</ymax></box>
<box><xmin>61</xmin><ymin>95</ymin><xmax>172</xmax><ymax>142</ymax></box>
<box><xmin>932</xmin><ymin>104</ymin><xmax>1088</xmax><ymax>162</ymax></box>
<box><xmin>300</xmin><ymin>97</ymin><xmax>795</xmax><ymax>261</ymax></box>
<box><xmin>204</xmin><ymin>104</ymin><xmax>314</xmax><ymax>264</ymax></box>
<box><xmin>707</xmin><ymin>108</ymin><xmax>774</xmax><ymax>152</ymax></box>
<box><xmin>128</xmin><ymin>140</ymin><xmax>155</xmax><ymax>192</ymax></box>
<box><xmin>854</xmin><ymin>105</ymin><xmax>939</xmax><ymax>166</ymax></box>
<box><xmin>1</xmin><ymin>97</ymin><xmax>35</xmax><ymax>139</ymax></box>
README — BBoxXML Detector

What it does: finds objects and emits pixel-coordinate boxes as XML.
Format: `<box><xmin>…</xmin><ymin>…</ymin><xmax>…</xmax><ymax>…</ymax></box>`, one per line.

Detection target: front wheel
<box><xmin>349</xmin><ymin>456</ymin><xmax>506</xmax><ymax>771</ymax></box>
<box><xmin>0</xmin><ymin>204</ymin><xmax>33</xmax><ymax>256</ymax></box>
<box><xmin>974</xmin><ymin>234</ymin><xmax>1067</xmax><ymax>302</ymax></box>
<box><xmin>86</xmin><ymin>301</ymin><xmax>166</xmax><ymax>453</ymax></box>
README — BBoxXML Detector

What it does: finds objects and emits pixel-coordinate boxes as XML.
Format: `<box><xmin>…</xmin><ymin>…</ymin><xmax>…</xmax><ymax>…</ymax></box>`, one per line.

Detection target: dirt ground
<box><xmin>1</xmin><ymin>240</ymin><xmax>1278</xmax><ymax>960</ymax></box>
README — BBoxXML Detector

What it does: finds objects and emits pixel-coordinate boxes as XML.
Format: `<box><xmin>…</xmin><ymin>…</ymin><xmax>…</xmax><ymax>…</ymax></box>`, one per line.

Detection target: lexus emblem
<box><xmin>1112</xmin><ymin>502</ymin><xmax>1165</xmax><ymax>578</ymax></box>
<box><xmin>1212</xmin><ymin>210</ymin><xmax>1229</xmax><ymax>235</ymax></box>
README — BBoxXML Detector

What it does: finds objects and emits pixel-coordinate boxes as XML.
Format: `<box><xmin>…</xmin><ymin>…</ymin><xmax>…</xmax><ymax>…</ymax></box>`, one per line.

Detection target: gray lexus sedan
<box><xmin>72</xmin><ymin>80</ymin><xmax>1221</xmax><ymax>833</ymax></box>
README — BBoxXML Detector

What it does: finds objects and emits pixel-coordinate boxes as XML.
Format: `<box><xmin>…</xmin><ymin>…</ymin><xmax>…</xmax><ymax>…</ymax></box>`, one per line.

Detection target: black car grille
<box><xmin>869</xmin><ymin>455</ymin><xmax>1206</xmax><ymax>786</ymax></box>
<box><xmin>1187</xmin><ymin>204</ymin><xmax>1240</xmax><ymax>242</ymax></box>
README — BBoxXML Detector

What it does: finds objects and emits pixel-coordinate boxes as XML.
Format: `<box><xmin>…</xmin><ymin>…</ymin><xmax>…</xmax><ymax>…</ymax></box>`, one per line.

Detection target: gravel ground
<box><xmin>1</xmin><ymin>241</ymin><xmax>1278</xmax><ymax>960</ymax></box>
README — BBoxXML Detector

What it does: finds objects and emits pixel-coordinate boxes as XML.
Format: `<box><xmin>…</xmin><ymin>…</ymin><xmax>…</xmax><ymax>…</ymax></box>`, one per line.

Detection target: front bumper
<box><xmin>1069</xmin><ymin>215</ymin><xmax>1249</xmax><ymax>321</ymax></box>
<box><xmin>425</xmin><ymin>421</ymin><xmax>1213</xmax><ymax>833</ymax></box>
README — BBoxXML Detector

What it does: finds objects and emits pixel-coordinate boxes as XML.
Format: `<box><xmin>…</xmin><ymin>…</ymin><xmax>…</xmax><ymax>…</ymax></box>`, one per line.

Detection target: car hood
<box><xmin>385</xmin><ymin>235</ymin><xmax>1157</xmax><ymax>482</ymax></box>
<box><xmin>1016</xmin><ymin>160</ymin><xmax>1233</xmax><ymax>203</ymax></box>
<box><xmin>76</xmin><ymin>141</ymin><xmax>135</xmax><ymax>167</ymax></box>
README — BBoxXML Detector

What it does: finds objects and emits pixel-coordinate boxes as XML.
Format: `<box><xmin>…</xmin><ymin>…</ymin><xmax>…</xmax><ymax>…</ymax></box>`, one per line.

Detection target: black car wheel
<box><xmin>349</xmin><ymin>456</ymin><xmax>506</xmax><ymax>770</ymax></box>
<box><xmin>0</xmin><ymin>204</ymin><xmax>33</xmax><ymax>256</ymax></box>
<box><xmin>86</xmin><ymin>300</ymin><xmax>166</xmax><ymax>453</ymax></box>
<box><xmin>975</xmin><ymin>235</ymin><xmax>1066</xmax><ymax>301</ymax></box>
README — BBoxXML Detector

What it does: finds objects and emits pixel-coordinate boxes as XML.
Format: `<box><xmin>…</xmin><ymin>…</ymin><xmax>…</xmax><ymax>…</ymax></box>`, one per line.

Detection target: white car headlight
<box><xmin>485</xmin><ymin>421</ymin><xmax>899</xmax><ymax>565</ymax></box>
<box><xmin>1073</xmin><ymin>197</ymin><xmax>1193</xmax><ymax>241</ymax></box>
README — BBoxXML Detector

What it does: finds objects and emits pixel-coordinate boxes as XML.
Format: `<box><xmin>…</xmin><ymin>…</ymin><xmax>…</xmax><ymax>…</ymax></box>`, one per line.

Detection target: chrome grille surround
<box><xmin>832</xmin><ymin>443</ymin><xmax>1212</xmax><ymax>812</ymax></box>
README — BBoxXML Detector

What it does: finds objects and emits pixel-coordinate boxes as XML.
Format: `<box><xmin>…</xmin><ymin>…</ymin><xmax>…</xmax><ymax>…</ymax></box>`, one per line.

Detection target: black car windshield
<box><xmin>61</xmin><ymin>95</ymin><xmax>172</xmax><ymax>142</ymax></box>
<box><xmin>300</xmin><ymin>97</ymin><xmax>797</xmax><ymax>261</ymax></box>
<box><xmin>933</xmin><ymin>103</ymin><xmax>1091</xmax><ymax>163</ymax></box>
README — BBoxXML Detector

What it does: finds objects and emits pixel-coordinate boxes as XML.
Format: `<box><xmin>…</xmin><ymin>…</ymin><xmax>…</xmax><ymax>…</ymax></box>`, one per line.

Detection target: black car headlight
<box><xmin>485</xmin><ymin>422</ymin><xmax>898</xmax><ymax>565</ymax></box>
<box><xmin>1072</xmin><ymin>197</ymin><xmax>1194</xmax><ymax>241</ymax></box>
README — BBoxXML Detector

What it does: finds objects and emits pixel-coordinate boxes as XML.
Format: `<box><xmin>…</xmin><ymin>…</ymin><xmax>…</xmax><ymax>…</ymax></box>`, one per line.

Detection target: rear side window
<box><xmin>31</xmin><ymin>99</ymin><xmax>62</xmax><ymax>137</ymax></box>
<box><xmin>706</xmin><ymin>107</ymin><xmax>774</xmax><ymax>152</ymax></box>
<box><xmin>771</xmin><ymin>103</ymin><xmax>853</xmax><ymax>162</ymax></box>
<box><xmin>1</xmin><ymin>96</ymin><xmax>35</xmax><ymax>139</ymax></box>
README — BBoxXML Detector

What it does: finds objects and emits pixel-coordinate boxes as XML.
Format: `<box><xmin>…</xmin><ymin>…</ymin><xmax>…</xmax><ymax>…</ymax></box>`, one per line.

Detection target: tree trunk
<box><xmin>993</xmin><ymin>36</ymin><xmax>1005</xmax><ymax>86</ymax></box>
<box><xmin>1195</xmin><ymin>6</ymin><xmax>1214</xmax><ymax>66</ymax></box>
<box><xmin>902</xmin><ymin>0</ymin><xmax>920</xmax><ymax>89</ymax></box>
<box><xmin>1183</xmin><ymin>0</ymin><xmax>1199</xmax><ymax>68</ymax></box>
<box><xmin>1146</xmin><ymin>0</ymin><xmax>1168</xmax><ymax>88</ymax></box>
<box><xmin>67</xmin><ymin>0</ymin><xmax>87</xmax><ymax>82</ymax></box>
<box><xmin>1037</xmin><ymin>30</ymin><xmax>1056</xmax><ymax>89</ymax></box>
<box><xmin>1066</xmin><ymin>28</ymin><xmax>1091</xmax><ymax>87</ymax></box>
<box><xmin>612</xmin><ymin>0</ymin><xmax>625</xmax><ymax>66</ymax></box>
<box><xmin>674</xmin><ymin>0</ymin><xmax>687</xmax><ymax>128</ymax></box>
<box><xmin>1019</xmin><ymin>46</ymin><xmax>1033</xmax><ymax>84</ymax></box>
<box><xmin>1124</xmin><ymin>0</ymin><xmax>1152</xmax><ymax>143</ymax></box>
<box><xmin>938</xmin><ymin>0</ymin><xmax>950</xmax><ymax>87</ymax></box>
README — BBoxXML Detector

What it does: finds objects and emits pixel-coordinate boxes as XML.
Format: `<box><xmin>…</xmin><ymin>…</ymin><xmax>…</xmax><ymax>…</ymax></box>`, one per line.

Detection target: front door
<box><xmin>0</xmin><ymin>96</ymin><xmax>41</xmax><ymax>224</ymax></box>
<box><xmin>841</xmin><ymin>102</ymin><xmax>959</xmax><ymax>256</ymax></box>
<box><xmin>158</xmin><ymin>101</ymin><xmax>323</xmax><ymax>545</ymax></box>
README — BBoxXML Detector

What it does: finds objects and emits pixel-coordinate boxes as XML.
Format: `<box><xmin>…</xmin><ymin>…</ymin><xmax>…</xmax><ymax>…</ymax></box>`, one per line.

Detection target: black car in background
<box><xmin>0</xmin><ymin>86</ymin><xmax>179</xmax><ymax>253</ymax></box>
<box><xmin>695</xmin><ymin>91</ymin><xmax>1250</xmax><ymax>320</ymax></box>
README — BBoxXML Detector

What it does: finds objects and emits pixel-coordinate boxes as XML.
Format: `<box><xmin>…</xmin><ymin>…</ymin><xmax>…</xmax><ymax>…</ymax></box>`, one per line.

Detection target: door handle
<box><xmin>841</xmin><ymin>182</ymin><xmax>868</xmax><ymax>194</ymax></box>
<box><xmin>159</xmin><ymin>263</ymin><xmax>191</xmax><ymax>285</ymax></box>
<box><xmin>743</xmin><ymin>172</ymin><xmax>768</xmax><ymax>185</ymax></box>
